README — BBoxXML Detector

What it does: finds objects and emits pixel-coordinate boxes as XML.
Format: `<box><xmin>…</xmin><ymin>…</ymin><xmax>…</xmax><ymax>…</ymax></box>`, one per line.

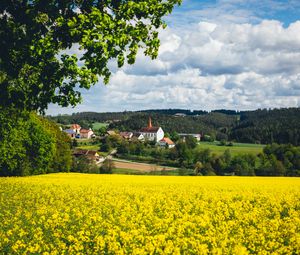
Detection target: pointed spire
<box><xmin>148</xmin><ymin>116</ymin><xmax>152</xmax><ymax>128</ymax></box>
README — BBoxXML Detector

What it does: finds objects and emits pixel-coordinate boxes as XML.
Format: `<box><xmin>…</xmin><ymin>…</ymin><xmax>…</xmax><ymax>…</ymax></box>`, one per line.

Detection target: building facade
<box><xmin>140</xmin><ymin>117</ymin><xmax>164</xmax><ymax>142</ymax></box>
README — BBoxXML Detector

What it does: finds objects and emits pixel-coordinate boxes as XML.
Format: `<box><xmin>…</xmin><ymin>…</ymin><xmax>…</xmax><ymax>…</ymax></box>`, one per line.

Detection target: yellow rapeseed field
<box><xmin>0</xmin><ymin>174</ymin><xmax>300</xmax><ymax>254</ymax></box>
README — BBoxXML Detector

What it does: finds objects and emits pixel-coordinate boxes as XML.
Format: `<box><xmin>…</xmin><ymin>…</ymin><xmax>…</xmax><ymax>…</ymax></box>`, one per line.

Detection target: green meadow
<box><xmin>92</xmin><ymin>122</ymin><xmax>109</xmax><ymax>130</ymax></box>
<box><xmin>197</xmin><ymin>142</ymin><xmax>265</xmax><ymax>156</ymax></box>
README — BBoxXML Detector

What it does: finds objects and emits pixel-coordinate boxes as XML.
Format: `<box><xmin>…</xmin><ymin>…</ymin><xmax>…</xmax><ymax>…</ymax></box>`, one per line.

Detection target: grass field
<box><xmin>197</xmin><ymin>142</ymin><xmax>265</xmax><ymax>155</ymax></box>
<box><xmin>76</xmin><ymin>138</ymin><xmax>93</xmax><ymax>144</ymax></box>
<box><xmin>92</xmin><ymin>122</ymin><xmax>109</xmax><ymax>130</ymax></box>
<box><xmin>76</xmin><ymin>145</ymin><xmax>100</xmax><ymax>151</ymax></box>
<box><xmin>1</xmin><ymin>174</ymin><xmax>299</xmax><ymax>254</ymax></box>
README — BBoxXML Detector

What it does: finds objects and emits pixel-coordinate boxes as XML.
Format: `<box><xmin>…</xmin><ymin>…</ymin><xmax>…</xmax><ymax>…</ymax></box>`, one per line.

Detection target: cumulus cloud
<box><xmin>47</xmin><ymin>5</ymin><xmax>300</xmax><ymax>115</ymax></box>
<box><xmin>157</xmin><ymin>20</ymin><xmax>300</xmax><ymax>76</ymax></box>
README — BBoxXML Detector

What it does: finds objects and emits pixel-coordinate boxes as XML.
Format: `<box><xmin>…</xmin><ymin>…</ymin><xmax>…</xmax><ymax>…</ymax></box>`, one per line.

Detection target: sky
<box><xmin>47</xmin><ymin>0</ymin><xmax>300</xmax><ymax>115</ymax></box>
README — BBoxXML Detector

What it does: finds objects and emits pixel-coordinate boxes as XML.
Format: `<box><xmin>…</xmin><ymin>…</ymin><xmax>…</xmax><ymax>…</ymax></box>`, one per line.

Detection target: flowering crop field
<box><xmin>0</xmin><ymin>174</ymin><xmax>300</xmax><ymax>254</ymax></box>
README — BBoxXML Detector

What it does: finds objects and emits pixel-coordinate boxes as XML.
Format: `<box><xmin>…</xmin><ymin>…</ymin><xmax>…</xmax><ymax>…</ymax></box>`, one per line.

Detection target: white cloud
<box><xmin>47</xmin><ymin>18</ymin><xmax>300</xmax><ymax>115</ymax></box>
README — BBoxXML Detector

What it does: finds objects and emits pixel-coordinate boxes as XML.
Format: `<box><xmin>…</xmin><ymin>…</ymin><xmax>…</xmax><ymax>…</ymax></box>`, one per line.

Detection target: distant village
<box><xmin>63</xmin><ymin>117</ymin><xmax>201</xmax><ymax>146</ymax></box>
<box><xmin>63</xmin><ymin>117</ymin><xmax>202</xmax><ymax>165</ymax></box>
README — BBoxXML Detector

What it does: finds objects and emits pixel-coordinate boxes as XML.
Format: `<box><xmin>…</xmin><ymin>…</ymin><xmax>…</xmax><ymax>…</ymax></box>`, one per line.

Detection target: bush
<box><xmin>100</xmin><ymin>159</ymin><xmax>115</xmax><ymax>174</ymax></box>
<box><xmin>72</xmin><ymin>156</ymin><xmax>99</xmax><ymax>174</ymax></box>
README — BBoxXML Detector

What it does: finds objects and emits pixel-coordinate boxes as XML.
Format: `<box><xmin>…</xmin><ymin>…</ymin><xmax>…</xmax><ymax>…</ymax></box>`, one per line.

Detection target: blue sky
<box><xmin>169</xmin><ymin>0</ymin><xmax>300</xmax><ymax>26</ymax></box>
<box><xmin>47</xmin><ymin>0</ymin><xmax>300</xmax><ymax>115</ymax></box>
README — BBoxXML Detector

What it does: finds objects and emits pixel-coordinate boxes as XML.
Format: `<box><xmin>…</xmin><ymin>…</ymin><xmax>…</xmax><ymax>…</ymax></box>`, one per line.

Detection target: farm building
<box><xmin>158</xmin><ymin>137</ymin><xmax>175</xmax><ymax>148</ymax></box>
<box><xmin>73</xmin><ymin>150</ymin><xmax>105</xmax><ymax>164</ymax></box>
<box><xmin>80</xmin><ymin>129</ymin><xmax>94</xmax><ymax>139</ymax></box>
<box><xmin>70</xmin><ymin>124</ymin><xmax>81</xmax><ymax>134</ymax></box>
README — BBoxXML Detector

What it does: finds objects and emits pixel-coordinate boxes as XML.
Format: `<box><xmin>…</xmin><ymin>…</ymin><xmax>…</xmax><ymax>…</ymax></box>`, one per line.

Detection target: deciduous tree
<box><xmin>1</xmin><ymin>0</ymin><xmax>181</xmax><ymax>112</ymax></box>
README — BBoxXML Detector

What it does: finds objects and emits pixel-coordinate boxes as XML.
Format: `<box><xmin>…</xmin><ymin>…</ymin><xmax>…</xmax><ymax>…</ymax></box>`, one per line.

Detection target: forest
<box><xmin>49</xmin><ymin>107</ymin><xmax>300</xmax><ymax>146</ymax></box>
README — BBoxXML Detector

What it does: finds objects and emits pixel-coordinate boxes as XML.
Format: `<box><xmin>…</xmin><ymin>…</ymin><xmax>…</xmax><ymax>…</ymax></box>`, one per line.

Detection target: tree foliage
<box><xmin>72</xmin><ymin>156</ymin><xmax>99</xmax><ymax>174</ymax></box>
<box><xmin>112</xmin><ymin>133</ymin><xmax>300</xmax><ymax>176</ymax></box>
<box><xmin>100</xmin><ymin>159</ymin><xmax>115</xmax><ymax>174</ymax></box>
<box><xmin>1</xmin><ymin>0</ymin><xmax>181</xmax><ymax>112</ymax></box>
<box><xmin>230</xmin><ymin>108</ymin><xmax>300</xmax><ymax>146</ymax></box>
<box><xmin>0</xmin><ymin>108</ymin><xmax>72</xmax><ymax>176</ymax></box>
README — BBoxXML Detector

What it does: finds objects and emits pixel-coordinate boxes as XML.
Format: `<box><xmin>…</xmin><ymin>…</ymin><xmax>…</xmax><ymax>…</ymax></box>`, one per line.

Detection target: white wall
<box><xmin>156</xmin><ymin>128</ymin><xmax>164</xmax><ymax>142</ymax></box>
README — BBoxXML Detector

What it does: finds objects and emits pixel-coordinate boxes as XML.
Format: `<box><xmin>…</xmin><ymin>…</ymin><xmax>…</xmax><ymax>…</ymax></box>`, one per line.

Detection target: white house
<box><xmin>158</xmin><ymin>137</ymin><xmax>175</xmax><ymax>148</ymax></box>
<box><xmin>140</xmin><ymin>117</ymin><xmax>164</xmax><ymax>142</ymax></box>
<box><xmin>80</xmin><ymin>128</ymin><xmax>94</xmax><ymax>139</ymax></box>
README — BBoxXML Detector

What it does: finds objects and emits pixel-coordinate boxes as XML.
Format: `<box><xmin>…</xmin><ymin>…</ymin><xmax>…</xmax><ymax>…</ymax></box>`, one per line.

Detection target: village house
<box><xmin>140</xmin><ymin>117</ymin><xmax>164</xmax><ymax>142</ymax></box>
<box><xmin>158</xmin><ymin>137</ymin><xmax>175</xmax><ymax>148</ymax></box>
<box><xmin>64</xmin><ymin>124</ymin><xmax>95</xmax><ymax>139</ymax></box>
<box><xmin>80</xmin><ymin>128</ymin><xmax>94</xmax><ymax>139</ymax></box>
<box><xmin>73</xmin><ymin>150</ymin><xmax>105</xmax><ymax>164</ymax></box>
<box><xmin>63</xmin><ymin>129</ymin><xmax>76</xmax><ymax>138</ymax></box>
<box><xmin>70</xmin><ymin>124</ymin><xmax>81</xmax><ymax>134</ymax></box>
<box><xmin>120</xmin><ymin>132</ymin><xmax>133</xmax><ymax>140</ymax></box>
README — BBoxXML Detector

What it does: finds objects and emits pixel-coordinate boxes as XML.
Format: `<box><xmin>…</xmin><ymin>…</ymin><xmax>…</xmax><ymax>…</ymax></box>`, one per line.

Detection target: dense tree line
<box><xmin>48</xmin><ymin>111</ymin><xmax>137</xmax><ymax>125</ymax></box>
<box><xmin>139</xmin><ymin>109</ymin><xmax>208</xmax><ymax>116</ymax></box>
<box><xmin>50</xmin><ymin>107</ymin><xmax>300</xmax><ymax>145</ymax></box>
<box><xmin>109</xmin><ymin>112</ymin><xmax>237</xmax><ymax>134</ymax></box>
<box><xmin>48</xmin><ymin>109</ymin><xmax>209</xmax><ymax>124</ymax></box>
<box><xmin>0</xmin><ymin>108</ymin><xmax>72</xmax><ymax>176</ymax></box>
<box><xmin>230</xmin><ymin>108</ymin><xmax>300</xmax><ymax>145</ymax></box>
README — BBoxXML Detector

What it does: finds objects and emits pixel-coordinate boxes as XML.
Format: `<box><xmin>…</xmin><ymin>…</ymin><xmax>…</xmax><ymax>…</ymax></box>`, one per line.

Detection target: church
<box><xmin>140</xmin><ymin>117</ymin><xmax>164</xmax><ymax>142</ymax></box>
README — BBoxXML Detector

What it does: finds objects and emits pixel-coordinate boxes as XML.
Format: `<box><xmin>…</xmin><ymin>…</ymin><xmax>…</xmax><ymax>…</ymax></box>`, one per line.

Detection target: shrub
<box><xmin>100</xmin><ymin>159</ymin><xmax>115</xmax><ymax>174</ymax></box>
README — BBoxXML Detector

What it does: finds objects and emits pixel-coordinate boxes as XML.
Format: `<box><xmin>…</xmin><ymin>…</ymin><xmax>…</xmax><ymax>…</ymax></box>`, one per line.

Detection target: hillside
<box><xmin>230</xmin><ymin>108</ymin><xmax>300</xmax><ymax>145</ymax></box>
<box><xmin>109</xmin><ymin>112</ymin><xmax>237</xmax><ymax>134</ymax></box>
<box><xmin>49</xmin><ymin>107</ymin><xmax>300</xmax><ymax>145</ymax></box>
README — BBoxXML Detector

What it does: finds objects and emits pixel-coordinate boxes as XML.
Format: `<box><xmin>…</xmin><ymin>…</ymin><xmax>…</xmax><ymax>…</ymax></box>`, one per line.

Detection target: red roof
<box><xmin>71</xmin><ymin>124</ymin><xmax>81</xmax><ymax>129</ymax></box>
<box><xmin>140</xmin><ymin>127</ymin><xmax>160</xmax><ymax>133</ymax></box>
<box><xmin>80</xmin><ymin>129</ymin><xmax>92</xmax><ymax>133</ymax></box>
<box><xmin>160</xmin><ymin>137</ymin><xmax>174</xmax><ymax>145</ymax></box>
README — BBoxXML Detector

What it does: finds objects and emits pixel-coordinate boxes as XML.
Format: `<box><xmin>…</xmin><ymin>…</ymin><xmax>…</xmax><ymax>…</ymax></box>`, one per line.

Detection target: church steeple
<box><xmin>148</xmin><ymin>116</ymin><xmax>152</xmax><ymax>128</ymax></box>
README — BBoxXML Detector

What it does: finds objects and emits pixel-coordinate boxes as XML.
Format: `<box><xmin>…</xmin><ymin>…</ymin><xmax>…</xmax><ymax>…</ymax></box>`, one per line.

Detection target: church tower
<box><xmin>148</xmin><ymin>116</ymin><xmax>152</xmax><ymax>128</ymax></box>
<box><xmin>140</xmin><ymin>116</ymin><xmax>164</xmax><ymax>142</ymax></box>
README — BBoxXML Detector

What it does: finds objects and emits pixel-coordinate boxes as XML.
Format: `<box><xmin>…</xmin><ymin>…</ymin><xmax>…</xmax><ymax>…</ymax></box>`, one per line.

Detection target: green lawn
<box><xmin>76</xmin><ymin>145</ymin><xmax>100</xmax><ymax>151</ymax></box>
<box><xmin>197</xmin><ymin>142</ymin><xmax>265</xmax><ymax>156</ymax></box>
<box><xmin>92</xmin><ymin>122</ymin><xmax>109</xmax><ymax>130</ymax></box>
<box><xmin>76</xmin><ymin>138</ymin><xmax>93</xmax><ymax>144</ymax></box>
